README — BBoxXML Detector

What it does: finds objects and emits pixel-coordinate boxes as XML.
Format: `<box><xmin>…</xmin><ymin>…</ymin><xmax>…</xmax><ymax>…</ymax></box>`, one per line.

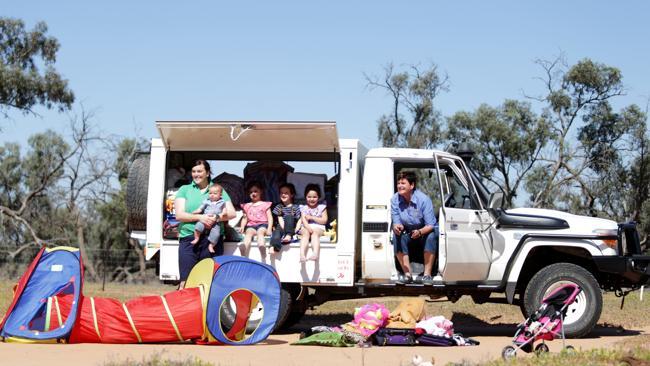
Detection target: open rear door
<box><xmin>156</xmin><ymin>121</ymin><xmax>339</xmax><ymax>152</ymax></box>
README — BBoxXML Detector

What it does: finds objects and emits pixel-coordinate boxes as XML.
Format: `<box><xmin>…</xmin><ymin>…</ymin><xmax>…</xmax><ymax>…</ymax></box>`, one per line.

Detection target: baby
<box><xmin>191</xmin><ymin>184</ymin><xmax>226</xmax><ymax>253</ymax></box>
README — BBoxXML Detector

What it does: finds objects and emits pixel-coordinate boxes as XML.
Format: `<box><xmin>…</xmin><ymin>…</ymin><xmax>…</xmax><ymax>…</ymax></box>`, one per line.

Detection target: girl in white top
<box><xmin>299</xmin><ymin>183</ymin><xmax>328</xmax><ymax>262</ymax></box>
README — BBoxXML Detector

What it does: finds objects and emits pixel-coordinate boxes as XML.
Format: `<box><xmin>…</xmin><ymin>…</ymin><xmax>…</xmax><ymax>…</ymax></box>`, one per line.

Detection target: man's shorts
<box><xmin>392</xmin><ymin>226</ymin><xmax>438</xmax><ymax>255</ymax></box>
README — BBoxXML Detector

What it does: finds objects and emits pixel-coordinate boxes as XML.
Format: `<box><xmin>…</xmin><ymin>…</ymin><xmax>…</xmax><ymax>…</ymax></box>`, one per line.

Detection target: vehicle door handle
<box><xmin>450</xmin><ymin>223</ymin><xmax>458</xmax><ymax>230</ymax></box>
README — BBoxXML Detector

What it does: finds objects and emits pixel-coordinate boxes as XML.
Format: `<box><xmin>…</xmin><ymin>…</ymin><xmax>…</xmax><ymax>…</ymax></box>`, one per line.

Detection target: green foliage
<box><xmin>447</xmin><ymin>100</ymin><xmax>550</xmax><ymax>207</ymax></box>
<box><xmin>372</xmin><ymin>56</ymin><xmax>650</xmax><ymax>238</ymax></box>
<box><xmin>531</xmin><ymin>57</ymin><xmax>633</xmax><ymax>213</ymax></box>
<box><xmin>0</xmin><ymin>123</ymin><xmax>150</xmax><ymax>281</ymax></box>
<box><xmin>0</xmin><ymin>17</ymin><xmax>74</xmax><ymax>116</ymax></box>
<box><xmin>369</xmin><ymin>63</ymin><xmax>448</xmax><ymax>150</ymax></box>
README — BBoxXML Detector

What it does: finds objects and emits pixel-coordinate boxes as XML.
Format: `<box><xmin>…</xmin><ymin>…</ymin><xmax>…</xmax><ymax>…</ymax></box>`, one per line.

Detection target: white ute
<box><xmin>127</xmin><ymin>121</ymin><xmax>650</xmax><ymax>338</ymax></box>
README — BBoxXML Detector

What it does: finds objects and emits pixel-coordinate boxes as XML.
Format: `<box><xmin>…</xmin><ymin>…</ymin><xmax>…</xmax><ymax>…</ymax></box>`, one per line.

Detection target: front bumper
<box><xmin>593</xmin><ymin>255</ymin><xmax>650</xmax><ymax>286</ymax></box>
<box><xmin>593</xmin><ymin>222</ymin><xmax>650</xmax><ymax>288</ymax></box>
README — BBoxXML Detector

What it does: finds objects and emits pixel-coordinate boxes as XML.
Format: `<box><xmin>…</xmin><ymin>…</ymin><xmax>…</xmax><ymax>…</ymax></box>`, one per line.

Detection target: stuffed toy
<box><xmin>342</xmin><ymin>303</ymin><xmax>389</xmax><ymax>337</ymax></box>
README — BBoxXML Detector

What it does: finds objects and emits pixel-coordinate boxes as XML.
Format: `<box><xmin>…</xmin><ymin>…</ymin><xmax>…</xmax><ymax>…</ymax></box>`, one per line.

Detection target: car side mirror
<box><xmin>487</xmin><ymin>192</ymin><xmax>504</xmax><ymax>216</ymax></box>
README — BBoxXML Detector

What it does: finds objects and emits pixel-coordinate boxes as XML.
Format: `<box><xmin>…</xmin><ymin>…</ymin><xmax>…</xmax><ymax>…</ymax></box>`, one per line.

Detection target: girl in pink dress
<box><xmin>239</xmin><ymin>181</ymin><xmax>273</xmax><ymax>262</ymax></box>
<box><xmin>299</xmin><ymin>183</ymin><xmax>328</xmax><ymax>262</ymax></box>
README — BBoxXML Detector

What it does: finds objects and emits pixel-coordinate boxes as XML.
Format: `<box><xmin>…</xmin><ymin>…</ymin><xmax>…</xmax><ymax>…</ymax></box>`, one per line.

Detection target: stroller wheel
<box><xmin>564</xmin><ymin>345</ymin><xmax>576</xmax><ymax>353</ymax></box>
<box><xmin>502</xmin><ymin>345</ymin><xmax>517</xmax><ymax>360</ymax></box>
<box><xmin>534</xmin><ymin>343</ymin><xmax>550</xmax><ymax>355</ymax></box>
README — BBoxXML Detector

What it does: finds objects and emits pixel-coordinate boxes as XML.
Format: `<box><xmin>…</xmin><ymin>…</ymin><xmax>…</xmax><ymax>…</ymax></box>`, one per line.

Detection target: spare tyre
<box><xmin>126</xmin><ymin>154</ymin><xmax>150</xmax><ymax>231</ymax></box>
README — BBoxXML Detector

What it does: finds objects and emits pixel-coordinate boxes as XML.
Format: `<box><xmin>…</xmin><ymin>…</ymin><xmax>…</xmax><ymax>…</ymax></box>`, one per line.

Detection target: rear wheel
<box><xmin>521</xmin><ymin>263</ymin><xmax>602</xmax><ymax>338</ymax></box>
<box><xmin>535</xmin><ymin>343</ymin><xmax>549</xmax><ymax>355</ymax></box>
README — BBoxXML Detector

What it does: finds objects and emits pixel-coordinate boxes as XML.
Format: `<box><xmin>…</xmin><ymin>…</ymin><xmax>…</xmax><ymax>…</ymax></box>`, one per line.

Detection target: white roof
<box><xmin>156</xmin><ymin>121</ymin><xmax>339</xmax><ymax>152</ymax></box>
<box><xmin>366</xmin><ymin>147</ymin><xmax>448</xmax><ymax>159</ymax></box>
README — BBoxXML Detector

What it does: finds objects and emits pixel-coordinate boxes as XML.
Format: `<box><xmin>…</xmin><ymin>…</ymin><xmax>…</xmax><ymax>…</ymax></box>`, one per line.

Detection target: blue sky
<box><xmin>3</xmin><ymin>1</ymin><xmax>649</xmax><ymax>150</ymax></box>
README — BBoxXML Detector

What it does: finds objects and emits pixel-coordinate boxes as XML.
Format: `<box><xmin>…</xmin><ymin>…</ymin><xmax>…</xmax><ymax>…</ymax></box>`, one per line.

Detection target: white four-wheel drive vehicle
<box><xmin>127</xmin><ymin>121</ymin><xmax>650</xmax><ymax>338</ymax></box>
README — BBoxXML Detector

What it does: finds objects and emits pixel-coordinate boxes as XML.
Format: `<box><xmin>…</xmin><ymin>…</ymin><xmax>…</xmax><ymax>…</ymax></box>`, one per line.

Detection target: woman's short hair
<box><xmin>397</xmin><ymin>171</ymin><xmax>417</xmax><ymax>188</ymax></box>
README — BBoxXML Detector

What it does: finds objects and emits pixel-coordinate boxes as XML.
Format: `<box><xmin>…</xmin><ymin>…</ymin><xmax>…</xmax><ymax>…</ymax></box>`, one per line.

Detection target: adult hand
<box><xmin>218</xmin><ymin>212</ymin><xmax>228</xmax><ymax>222</ymax></box>
<box><xmin>393</xmin><ymin>224</ymin><xmax>404</xmax><ymax>236</ymax></box>
<box><xmin>410</xmin><ymin>229</ymin><xmax>422</xmax><ymax>239</ymax></box>
<box><xmin>200</xmin><ymin>214</ymin><xmax>217</xmax><ymax>230</ymax></box>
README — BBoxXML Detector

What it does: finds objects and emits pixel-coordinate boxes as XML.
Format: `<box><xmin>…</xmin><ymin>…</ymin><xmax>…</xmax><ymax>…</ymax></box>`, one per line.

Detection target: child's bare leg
<box><xmin>191</xmin><ymin>230</ymin><xmax>201</xmax><ymax>245</ymax></box>
<box><xmin>242</xmin><ymin>228</ymin><xmax>255</xmax><ymax>257</ymax></box>
<box><xmin>208</xmin><ymin>242</ymin><xmax>215</xmax><ymax>254</ymax></box>
<box><xmin>299</xmin><ymin>227</ymin><xmax>310</xmax><ymax>262</ymax></box>
<box><xmin>309</xmin><ymin>230</ymin><xmax>323</xmax><ymax>261</ymax></box>
<box><xmin>257</xmin><ymin>227</ymin><xmax>267</xmax><ymax>261</ymax></box>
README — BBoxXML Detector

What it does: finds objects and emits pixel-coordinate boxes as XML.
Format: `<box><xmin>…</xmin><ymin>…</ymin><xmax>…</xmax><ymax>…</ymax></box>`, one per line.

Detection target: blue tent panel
<box><xmin>1</xmin><ymin>249</ymin><xmax>82</xmax><ymax>340</ymax></box>
<box><xmin>205</xmin><ymin>256</ymin><xmax>281</xmax><ymax>345</ymax></box>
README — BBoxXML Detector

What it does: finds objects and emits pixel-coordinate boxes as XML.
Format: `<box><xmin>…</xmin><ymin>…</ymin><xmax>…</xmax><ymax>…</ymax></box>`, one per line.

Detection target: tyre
<box><xmin>521</xmin><ymin>263</ymin><xmax>602</xmax><ymax>338</ymax></box>
<box><xmin>565</xmin><ymin>345</ymin><xmax>576</xmax><ymax>353</ymax></box>
<box><xmin>126</xmin><ymin>154</ymin><xmax>150</xmax><ymax>231</ymax></box>
<box><xmin>280</xmin><ymin>306</ymin><xmax>306</xmax><ymax>330</ymax></box>
<box><xmin>219</xmin><ymin>292</ymin><xmax>266</xmax><ymax>334</ymax></box>
<box><xmin>274</xmin><ymin>284</ymin><xmax>294</xmax><ymax>332</ymax></box>
<box><xmin>535</xmin><ymin>343</ymin><xmax>549</xmax><ymax>355</ymax></box>
<box><xmin>220</xmin><ymin>284</ymin><xmax>297</xmax><ymax>333</ymax></box>
<box><xmin>502</xmin><ymin>345</ymin><xmax>516</xmax><ymax>359</ymax></box>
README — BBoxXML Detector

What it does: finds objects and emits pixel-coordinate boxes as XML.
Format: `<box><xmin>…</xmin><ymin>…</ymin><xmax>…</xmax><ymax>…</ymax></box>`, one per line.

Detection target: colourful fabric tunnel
<box><xmin>186</xmin><ymin>255</ymin><xmax>281</xmax><ymax>345</ymax></box>
<box><xmin>2</xmin><ymin>248</ymin><xmax>280</xmax><ymax>345</ymax></box>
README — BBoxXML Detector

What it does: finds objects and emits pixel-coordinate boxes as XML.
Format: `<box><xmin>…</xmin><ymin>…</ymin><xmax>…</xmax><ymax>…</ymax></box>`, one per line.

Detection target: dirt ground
<box><xmin>1</xmin><ymin>324</ymin><xmax>647</xmax><ymax>366</ymax></box>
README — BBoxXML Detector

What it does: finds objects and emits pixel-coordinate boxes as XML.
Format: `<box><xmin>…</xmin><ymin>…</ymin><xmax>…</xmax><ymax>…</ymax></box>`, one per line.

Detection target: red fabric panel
<box><xmin>0</xmin><ymin>247</ymin><xmax>45</xmax><ymax>331</ymax></box>
<box><xmin>162</xmin><ymin>287</ymin><xmax>203</xmax><ymax>341</ymax></box>
<box><xmin>63</xmin><ymin>288</ymin><xmax>203</xmax><ymax>344</ymax></box>
<box><xmin>69</xmin><ymin>297</ymin><xmax>138</xmax><ymax>343</ymax></box>
<box><xmin>226</xmin><ymin>291</ymin><xmax>253</xmax><ymax>341</ymax></box>
<box><xmin>48</xmin><ymin>293</ymin><xmax>74</xmax><ymax>330</ymax></box>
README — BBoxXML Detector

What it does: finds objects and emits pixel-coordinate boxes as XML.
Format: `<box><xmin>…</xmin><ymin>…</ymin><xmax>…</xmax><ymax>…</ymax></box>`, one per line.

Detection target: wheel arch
<box><xmin>504</xmin><ymin>239</ymin><xmax>600</xmax><ymax>303</ymax></box>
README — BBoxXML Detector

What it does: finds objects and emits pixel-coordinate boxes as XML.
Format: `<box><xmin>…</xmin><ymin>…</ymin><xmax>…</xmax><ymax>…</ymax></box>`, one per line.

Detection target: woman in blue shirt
<box><xmin>391</xmin><ymin>171</ymin><xmax>438</xmax><ymax>285</ymax></box>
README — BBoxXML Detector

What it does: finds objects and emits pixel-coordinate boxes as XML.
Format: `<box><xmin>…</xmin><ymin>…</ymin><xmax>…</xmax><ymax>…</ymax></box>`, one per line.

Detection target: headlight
<box><xmin>592</xmin><ymin>228</ymin><xmax>618</xmax><ymax>250</ymax></box>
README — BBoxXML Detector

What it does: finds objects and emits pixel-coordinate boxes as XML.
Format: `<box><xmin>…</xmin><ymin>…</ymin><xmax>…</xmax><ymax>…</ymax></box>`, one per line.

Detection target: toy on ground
<box><xmin>1</xmin><ymin>247</ymin><xmax>280</xmax><ymax>345</ymax></box>
<box><xmin>502</xmin><ymin>283</ymin><xmax>581</xmax><ymax>359</ymax></box>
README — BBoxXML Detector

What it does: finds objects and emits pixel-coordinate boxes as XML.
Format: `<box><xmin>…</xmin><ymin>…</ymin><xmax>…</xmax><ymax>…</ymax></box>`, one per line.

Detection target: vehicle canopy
<box><xmin>156</xmin><ymin>121</ymin><xmax>340</xmax><ymax>153</ymax></box>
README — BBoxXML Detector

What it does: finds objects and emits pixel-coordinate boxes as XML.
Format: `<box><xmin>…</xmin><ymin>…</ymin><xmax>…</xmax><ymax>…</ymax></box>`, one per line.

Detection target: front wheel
<box><xmin>521</xmin><ymin>263</ymin><xmax>602</xmax><ymax>338</ymax></box>
<box><xmin>502</xmin><ymin>345</ymin><xmax>516</xmax><ymax>359</ymax></box>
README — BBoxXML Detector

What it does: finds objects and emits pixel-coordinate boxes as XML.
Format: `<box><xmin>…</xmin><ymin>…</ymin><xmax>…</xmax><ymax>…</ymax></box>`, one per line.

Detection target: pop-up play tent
<box><xmin>0</xmin><ymin>247</ymin><xmax>281</xmax><ymax>345</ymax></box>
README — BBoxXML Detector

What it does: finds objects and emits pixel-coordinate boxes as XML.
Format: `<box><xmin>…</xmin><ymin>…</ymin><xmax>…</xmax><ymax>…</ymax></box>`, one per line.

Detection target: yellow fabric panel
<box><xmin>184</xmin><ymin>258</ymin><xmax>215</xmax><ymax>341</ymax></box>
<box><xmin>45</xmin><ymin>246</ymin><xmax>79</xmax><ymax>253</ymax></box>
<box><xmin>4</xmin><ymin>337</ymin><xmax>59</xmax><ymax>344</ymax></box>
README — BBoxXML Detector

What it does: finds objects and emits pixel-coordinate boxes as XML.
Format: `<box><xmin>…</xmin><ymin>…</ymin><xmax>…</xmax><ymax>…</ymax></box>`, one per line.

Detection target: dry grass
<box><xmin>480</xmin><ymin>337</ymin><xmax>650</xmax><ymax>366</ymax></box>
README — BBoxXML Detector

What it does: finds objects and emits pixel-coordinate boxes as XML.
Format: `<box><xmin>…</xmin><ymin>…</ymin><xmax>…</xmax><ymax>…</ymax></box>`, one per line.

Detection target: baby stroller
<box><xmin>502</xmin><ymin>283</ymin><xmax>581</xmax><ymax>359</ymax></box>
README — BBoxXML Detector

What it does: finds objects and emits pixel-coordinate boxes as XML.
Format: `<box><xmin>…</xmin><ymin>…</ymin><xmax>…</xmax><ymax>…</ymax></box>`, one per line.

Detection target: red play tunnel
<box><xmin>48</xmin><ymin>288</ymin><xmax>203</xmax><ymax>343</ymax></box>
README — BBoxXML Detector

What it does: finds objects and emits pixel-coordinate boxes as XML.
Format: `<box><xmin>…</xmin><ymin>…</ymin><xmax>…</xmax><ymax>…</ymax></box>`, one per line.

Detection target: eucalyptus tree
<box><xmin>526</xmin><ymin>57</ymin><xmax>647</xmax><ymax>219</ymax></box>
<box><xmin>0</xmin><ymin>17</ymin><xmax>74</xmax><ymax>118</ymax></box>
<box><xmin>447</xmin><ymin>100</ymin><xmax>550</xmax><ymax>208</ymax></box>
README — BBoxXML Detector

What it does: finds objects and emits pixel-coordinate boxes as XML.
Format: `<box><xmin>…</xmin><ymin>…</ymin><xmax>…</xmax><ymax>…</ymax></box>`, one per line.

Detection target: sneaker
<box><xmin>421</xmin><ymin>274</ymin><xmax>434</xmax><ymax>285</ymax></box>
<box><xmin>396</xmin><ymin>273</ymin><xmax>413</xmax><ymax>285</ymax></box>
